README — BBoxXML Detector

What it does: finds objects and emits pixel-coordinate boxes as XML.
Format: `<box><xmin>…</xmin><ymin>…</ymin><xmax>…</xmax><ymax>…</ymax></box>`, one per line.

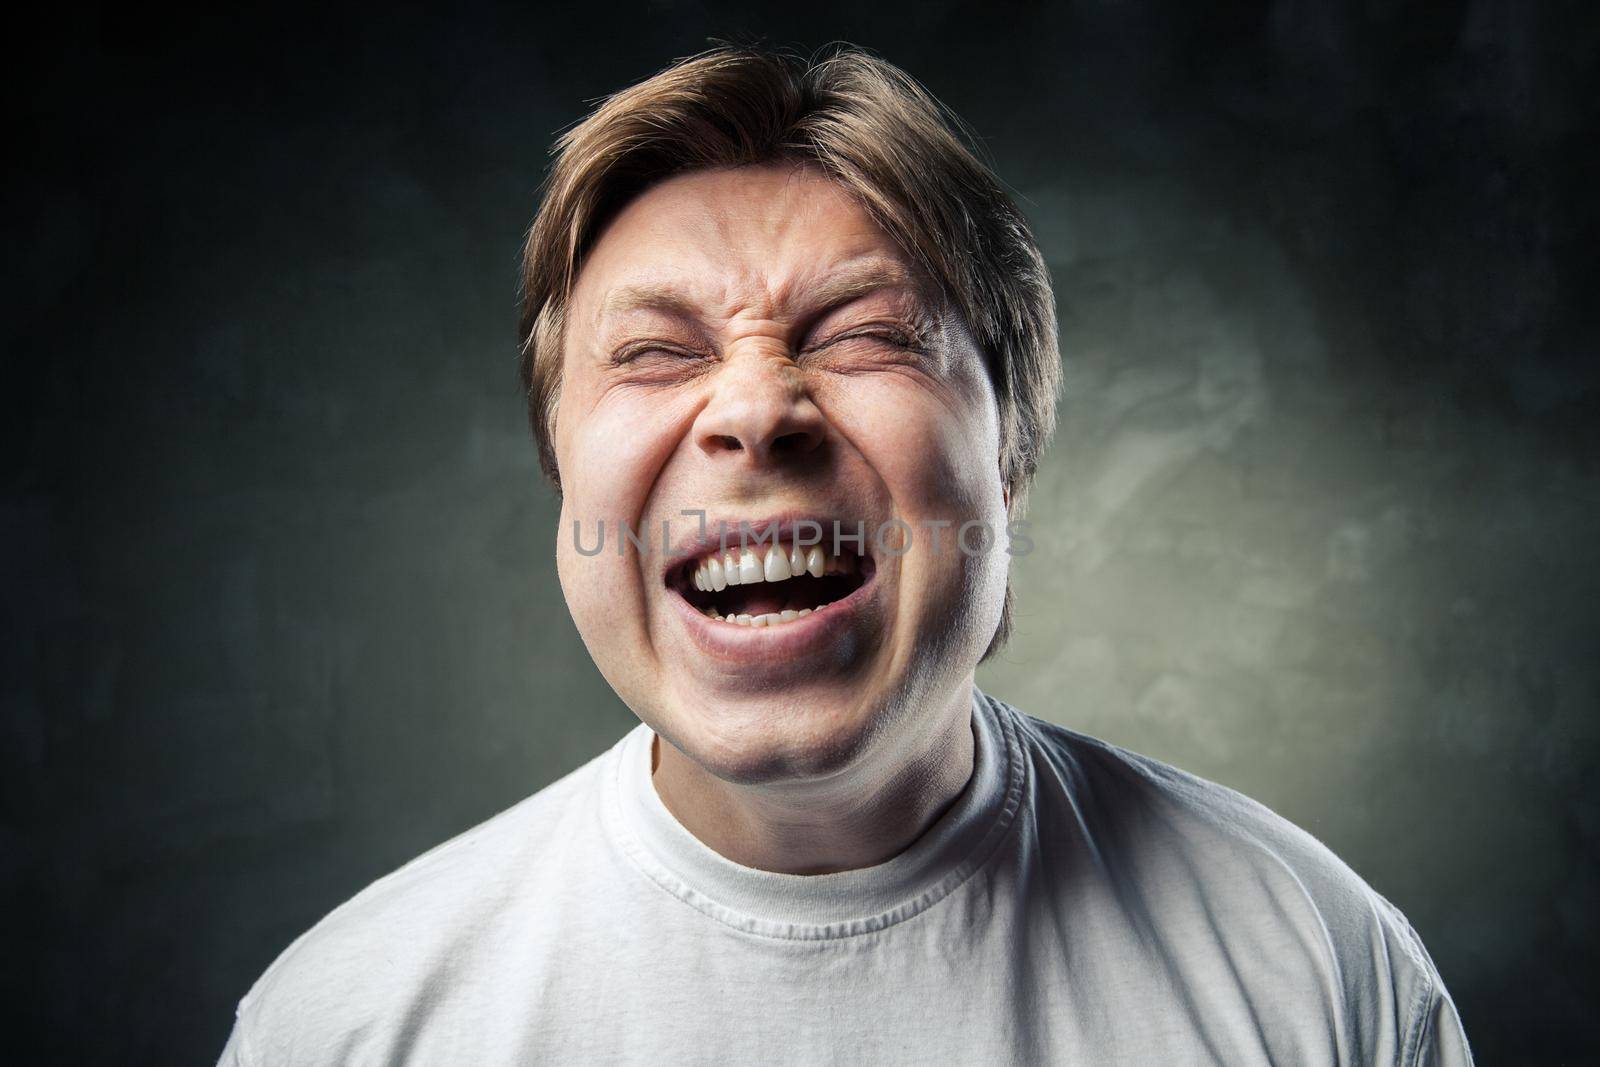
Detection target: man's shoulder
<box><xmin>1003</xmin><ymin>699</ymin><xmax>1389</xmax><ymax>902</ymax></box>
<box><xmin>995</xmin><ymin>698</ymin><xmax>1453</xmax><ymax>1053</ymax></box>
<box><xmin>223</xmin><ymin>737</ymin><xmax>625</xmax><ymax>1065</ymax></box>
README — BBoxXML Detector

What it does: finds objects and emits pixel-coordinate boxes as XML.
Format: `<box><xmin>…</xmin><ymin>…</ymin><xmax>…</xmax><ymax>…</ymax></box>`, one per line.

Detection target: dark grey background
<box><xmin>6</xmin><ymin>1</ymin><xmax>1598</xmax><ymax>1063</ymax></box>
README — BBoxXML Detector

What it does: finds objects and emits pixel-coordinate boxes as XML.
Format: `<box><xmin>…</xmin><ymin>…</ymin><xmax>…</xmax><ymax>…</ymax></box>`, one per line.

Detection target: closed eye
<box><xmin>804</xmin><ymin>324</ymin><xmax>928</xmax><ymax>355</ymax></box>
<box><xmin>609</xmin><ymin>342</ymin><xmax>713</xmax><ymax>366</ymax></box>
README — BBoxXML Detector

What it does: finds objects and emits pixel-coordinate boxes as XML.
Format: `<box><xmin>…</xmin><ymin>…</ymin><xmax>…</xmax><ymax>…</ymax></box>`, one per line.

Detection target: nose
<box><xmin>694</xmin><ymin>349</ymin><xmax>825</xmax><ymax>467</ymax></box>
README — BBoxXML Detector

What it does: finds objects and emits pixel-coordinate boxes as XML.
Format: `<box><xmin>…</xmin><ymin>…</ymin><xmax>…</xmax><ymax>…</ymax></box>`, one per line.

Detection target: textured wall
<box><xmin>6</xmin><ymin>2</ymin><xmax>1597</xmax><ymax>1063</ymax></box>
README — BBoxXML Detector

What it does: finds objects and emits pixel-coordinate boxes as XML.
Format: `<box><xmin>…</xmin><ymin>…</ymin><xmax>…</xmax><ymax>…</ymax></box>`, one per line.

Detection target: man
<box><xmin>219</xmin><ymin>45</ymin><xmax>1473</xmax><ymax>1065</ymax></box>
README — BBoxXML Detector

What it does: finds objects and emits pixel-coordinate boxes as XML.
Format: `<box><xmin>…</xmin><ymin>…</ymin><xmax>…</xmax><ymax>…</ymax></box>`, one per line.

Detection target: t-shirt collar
<box><xmin>604</xmin><ymin>687</ymin><xmax>1024</xmax><ymax>939</ymax></box>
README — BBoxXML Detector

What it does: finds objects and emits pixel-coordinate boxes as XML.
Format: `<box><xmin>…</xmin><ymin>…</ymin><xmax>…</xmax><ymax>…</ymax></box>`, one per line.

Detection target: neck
<box><xmin>649</xmin><ymin>682</ymin><xmax>978</xmax><ymax>874</ymax></box>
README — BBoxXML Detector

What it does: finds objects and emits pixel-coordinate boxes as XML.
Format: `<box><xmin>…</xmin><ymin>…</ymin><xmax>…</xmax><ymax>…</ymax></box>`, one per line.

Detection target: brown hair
<box><xmin>518</xmin><ymin>43</ymin><xmax>1060</xmax><ymax>658</ymax></box>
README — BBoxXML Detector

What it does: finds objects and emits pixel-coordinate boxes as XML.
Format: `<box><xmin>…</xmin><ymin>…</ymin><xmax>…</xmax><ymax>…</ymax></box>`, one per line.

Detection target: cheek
<box><xmin>828</xmin><ymin>369</ymin><xmax>1009</xmax><ymax>640</ymax></box>
<box><xmin>831</xmin><ymin>371</ymin><xmax>1003</xmax><ymax>523</ymax></box>
<box><xmin>557</xmin><ymin>386</ymin><xmax>685</xmax><ymax>519</ymax></box>
<box><xmin>552</xmin><ymin>384</ymin><xmax>696</xmax><ymax>627</ymax></box>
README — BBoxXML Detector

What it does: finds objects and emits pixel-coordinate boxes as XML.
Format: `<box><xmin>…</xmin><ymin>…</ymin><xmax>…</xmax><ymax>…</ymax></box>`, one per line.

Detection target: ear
<box><xmin>1000</xmin><ymin>459</ymin><xmax>1011</xmax><ymax>514</ymax></box>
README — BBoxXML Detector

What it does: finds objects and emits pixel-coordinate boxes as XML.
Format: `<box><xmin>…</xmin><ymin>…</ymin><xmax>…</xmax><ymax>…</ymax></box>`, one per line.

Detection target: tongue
<box><xmin>735</xmin><ymin>588</ymin><xmax>790</xmax><ymax>616</ymax></box>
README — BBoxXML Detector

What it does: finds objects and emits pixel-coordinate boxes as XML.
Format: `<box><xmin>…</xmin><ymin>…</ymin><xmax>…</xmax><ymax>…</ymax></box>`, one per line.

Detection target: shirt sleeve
<box><xmin>1366</xmin><ymin>889</ymin><xmax>1474</xmax><ymax>1067</ymax></box>
<box><xmin>215</xmin><ymin>1013</ymin><xmax>251</xmax><ymax>1067</ymax></box>
<box><xmin>1411</xmin><ymin>979</ymin><xmax>1475</xmax><ymax>1067</ymax></box>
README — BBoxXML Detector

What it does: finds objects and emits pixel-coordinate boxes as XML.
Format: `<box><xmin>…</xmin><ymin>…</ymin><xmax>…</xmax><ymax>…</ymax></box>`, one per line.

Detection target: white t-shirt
<box><xmin>218</xmin><ymin>690</ymin><xmax>1473</xmax><ymax>1065</ymax></box>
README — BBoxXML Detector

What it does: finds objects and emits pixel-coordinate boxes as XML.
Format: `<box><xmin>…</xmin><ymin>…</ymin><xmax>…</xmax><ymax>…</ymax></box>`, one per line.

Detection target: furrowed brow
<box><xmin>598</xmin><ymin>283</ymin><xmax>703</xmax><ymax>323</ymax></box>
<box><xmin>792</xmin><ymin>260</ymin><xmax>938</xmax><ymax>316</ymax></box>
<box><xmin>594</xmin><ymin>259</ymin><xmax>940</xmax><ymax>328</ymax></box>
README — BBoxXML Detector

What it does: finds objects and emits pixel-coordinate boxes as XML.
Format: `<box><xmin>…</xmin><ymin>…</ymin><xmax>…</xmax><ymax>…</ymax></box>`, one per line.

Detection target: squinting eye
<box><xmin>867</xmin><ymin>331</ymin><xmax>917</xmax><ymax>347</ymax></box>
<box><xmin>612</xmin><ymin>344</ymin><xmax>704</xmax><ymax>366</ymax></box>
<box><xmin>804</xmin><ymin>324</ymin><xmax>916</xmax><ymax>352</ymax></box>
<box><xmin>829</xmin><ymin>328</ymin><xmax>924</xmax><ymax>352</ymax></box>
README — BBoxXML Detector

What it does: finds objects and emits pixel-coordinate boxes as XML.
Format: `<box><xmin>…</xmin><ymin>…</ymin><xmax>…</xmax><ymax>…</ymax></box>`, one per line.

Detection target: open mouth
<box><xmin>667</xmin><ymin>537</ymin><xmax>875</xmax><ymax>627</ymax></box>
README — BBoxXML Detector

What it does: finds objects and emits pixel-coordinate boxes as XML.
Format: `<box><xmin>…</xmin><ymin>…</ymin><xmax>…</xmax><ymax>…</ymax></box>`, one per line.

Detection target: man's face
<box><xmin>553</xmin><ymin>163</ymin><xmax>1008</xmax><ymax>784</ymax></box>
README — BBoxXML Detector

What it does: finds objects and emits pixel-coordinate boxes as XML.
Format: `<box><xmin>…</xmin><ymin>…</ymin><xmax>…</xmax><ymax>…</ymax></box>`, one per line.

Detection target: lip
<box><xmin>661</xmin><ymin>511</ymin><xmax>873</xmax><ymax>581</ymax></box>
<box><xmin>659</xmin><ymin>510</ymin><xmax>882</xmax><ymax>670</ymax></box>
<box><xmin>667</xmin><ymin>556</ymin><xmax>882</xmax><ymax>667</ymax></box>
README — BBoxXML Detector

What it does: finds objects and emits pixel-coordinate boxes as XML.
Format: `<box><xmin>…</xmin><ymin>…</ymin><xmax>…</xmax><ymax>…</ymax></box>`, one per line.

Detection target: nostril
<box><xmin>771</xmin><ymin>431</ymin><xmax>813</xmax><ymax>455</ymax></box>
<box><xmin>717</xmin><ymin>434</ymin><xmax>743</xmax><ymax>452</ymax></box>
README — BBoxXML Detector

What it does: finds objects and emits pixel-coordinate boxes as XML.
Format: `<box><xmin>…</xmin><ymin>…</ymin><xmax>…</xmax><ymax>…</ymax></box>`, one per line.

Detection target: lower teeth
<box><xmin>703</xmin><ymin>604</ymin><xmax>830</xmax><ymax>626</ymax></box>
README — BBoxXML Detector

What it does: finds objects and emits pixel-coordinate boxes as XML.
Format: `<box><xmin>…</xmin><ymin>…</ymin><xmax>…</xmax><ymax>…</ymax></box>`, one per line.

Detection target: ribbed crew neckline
<box><xmin>601</xmin><ymin>688</ymin><xmax>1026</xmax><ymax>940</ymax></box>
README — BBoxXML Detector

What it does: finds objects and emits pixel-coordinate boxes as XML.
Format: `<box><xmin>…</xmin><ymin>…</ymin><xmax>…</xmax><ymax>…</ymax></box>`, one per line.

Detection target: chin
<box><xmin>653</xmin><ymin>682</ymin><xmax>891</xmax><ymax>787</ymax></box>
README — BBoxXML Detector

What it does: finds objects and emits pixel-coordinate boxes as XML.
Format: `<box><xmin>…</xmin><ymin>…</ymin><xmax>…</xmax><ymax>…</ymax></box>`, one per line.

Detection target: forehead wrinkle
<box><xmin>599</xmin><ymin>255</ymin><xmax>934</xmax><ymax>337</ymax></box>
<box><xmin>597</xmin><ymin>281</ymin><xmax>705</xmax><ymax>324</ymax></box>
<box><xmin>594</xmin><ymin>273</ymin><xmax>760</xmax><ymax>337</ymax></box>
<box><xmin>768</xmin><ymin>256</ymin><xmax>934</xmax><ymax>319</ymax></box>
<box><xmin>584</xmin><ymin>163</ymin><xmax>946</xmax><ymax>327</ymax></box>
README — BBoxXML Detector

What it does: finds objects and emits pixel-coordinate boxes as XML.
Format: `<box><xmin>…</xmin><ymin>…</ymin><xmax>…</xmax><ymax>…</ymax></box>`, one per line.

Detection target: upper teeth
<box><xmin>691</xmin><ymin>540</ymin><xmax>847</xmax><ymax>592</ymax></box>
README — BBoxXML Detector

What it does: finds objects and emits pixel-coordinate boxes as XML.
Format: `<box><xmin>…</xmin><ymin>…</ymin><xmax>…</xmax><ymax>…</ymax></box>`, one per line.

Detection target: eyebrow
<box><xmin>596</xmin><ymin>258</ymin><xmax>935</xmax><ymax>325</ymax></box>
